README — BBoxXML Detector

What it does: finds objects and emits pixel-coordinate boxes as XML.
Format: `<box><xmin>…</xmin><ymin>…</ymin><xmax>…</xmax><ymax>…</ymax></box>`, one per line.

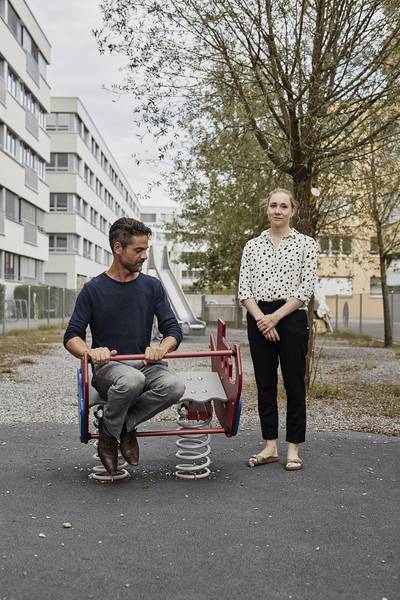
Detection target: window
<box><xmin>5</xmin><ymin>251</ymin><xmax>19</xmax><ymax>280</ymax></box>
<box><xmin>81</xmin><ymin>124</ymin><xmax>89</xmax><ymax>145</ymax></box>
<box><xmin>141</xmin><ymin>213</ymin><xmax>157</xmax><ymax>223</ymax></box>
<box><xmin>8</xmin><ymin>3</ymin><xmax>23</xmax><ymax>44</ymax></box>
<box><xmin>95</xmin><ymin>178</ymin><xmax>103</xmax><ymax>198</ymax></box>
<box><xmin>48</xmin><ymin>153</ymin><xmax>80</xmax><ymax>172</ymax></box>
<box><xmin>370</xmin><ymin>237</ymin><xmax>379</xmax><ymax>255</ymax></box>
<box><xmin>57</xmin><ymin>113</ymin><xmax>73</xmax><ymax>131</ymax></box>
<box><xmin>90</xmin><ymin>207</ymin><xmax>98</xmax><ymax>227</ymax></box>
<box><xmin>6</xmin><ymin>128</ymin><xmax>20</xmax><ymax>160</ymax></box>
<box><xmin>5</xmin><ymin>189</ymin><xmax>19</xmax><ymax>221</ymax></box>
<box><xmin>50</xmin><ymin>193</ymin><xmax>68</xmax><ymax>212</ymax></box>
<box><xmin>84</xmin><ymin>164</ymin><xmax>94</xmax><ymax>186</ymax></box>
<box><xmin>49</xmin><ymin>234</ymin><xmax>67</xmax><ymax>251</ymax></box>
<box><xmin>49</xmin><ymin>153</ymin><xmax>67</xmax><ymax>171</ymax></box>
<box><xmin>317</xmin><ymin>236</ymin><xmax>352</xmax><ymax>256</ymax></box>
<box><xmin>46</xmin><ymin>112</ymin><xmax>77</xmax><ymax>132</ymax></box>
<box><xmin>82</xmin><ymin>238</ymin><xmax>92</xmax><ymax>259</ymax></box>
<box><xmin>81</xmin><ymin>200</ymin><xmax>88</xmax><ymax>219</ymax></box>
<box><xmin>49</xmin><ymin>234</ymin><xmax>79</xmax><ymax>253</ymax></box>
<box><xmin>46</xmin><ymin>113</ymin><xmax>56</xmax><ymax>130</ymax></box>
<box><xmin>95</xmin><ymin>245</ymin><xmax>102</xmax><ymax>262</ymax></box>
<box><xmin>370</xmin><ymin>277</ymin><xmax>382</xmax><ymax>296</ymax></box>
<box><xmin>100</xmin><ymin>216</ymin><xmax>108</xmax><ymax>234</ymax></box>
<box><xmin>91</xmin><ymin>138</ymin><xmax>99</xmax><ymax>159</ymax></box>
<box><xmin>38</xmin><ymin>53</ymin><xmax>47</xmax><ymax>80</ymax></box>
<box><xmin>20</xmin><ymin>256</ymin><xmax>36</xmax><ymax>280</ymax></box>
<box><xmin>20</xmin><ymin>199</ymin><xmax>35</xmax><ymax>223</ymax></box>
<box><xmin>104</xmin><ymin>250</ymin><xmax>112</xmax><ymax>266</ymax></box>
<box><xmin>0</xmin><ymin>0</ymin><xmax>5</xmax><ymax>19</ymax></box>
<box><xmin>36</xmin><ymin>208</ymin><xmax>44</xmax><ymax>228</ymax></box>
<box><xmin>7</xmin><ymin>69</ymin><xmax>19</xmax><ymax>99</ymax></box>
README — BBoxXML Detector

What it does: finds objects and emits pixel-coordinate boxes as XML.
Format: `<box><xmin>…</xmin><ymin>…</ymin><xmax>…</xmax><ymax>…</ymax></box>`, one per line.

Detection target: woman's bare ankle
<box><xmin>259</xmin><ymin>440</ymin><xmax>278</xmax><ymax>457</ymax></box>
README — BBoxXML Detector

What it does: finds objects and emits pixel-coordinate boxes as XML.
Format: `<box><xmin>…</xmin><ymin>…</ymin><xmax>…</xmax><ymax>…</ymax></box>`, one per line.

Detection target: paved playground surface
<box><xmin>0</xmin><ymin>424</ymin><xmax>398</xmax><ymax>600</ymax></box>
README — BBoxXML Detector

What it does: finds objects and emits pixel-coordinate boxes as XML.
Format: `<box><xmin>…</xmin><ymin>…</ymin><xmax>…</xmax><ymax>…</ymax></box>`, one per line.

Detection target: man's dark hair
<box><xmin>109</xmin><ymin>218</ymin><xmax>152</xmax><ymax>253</ymax></box>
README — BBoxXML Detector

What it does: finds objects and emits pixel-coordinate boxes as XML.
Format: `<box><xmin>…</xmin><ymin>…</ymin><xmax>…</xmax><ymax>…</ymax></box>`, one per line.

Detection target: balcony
<box><xmin>0</xmin><ymin>77</ymin><xmax>6</xmax><ymax>106</ymax></box>
<box><xmin>25</xmin><ymin>110</ymin><xmax>39</xmax><ymax>139</ymax></box>
<box><xmin>23</xmin><ymin>220</ymin><xmax>38</xmax><ymax>245</ymax></box>
<box><xmin>25</xmin><ymin>166</ymin><xmax>38</xmax><ymax>192</ymax></box>
<box><xmin>26</xmin><ymin>52</ymin><xmax>39</xmax><ymax>86</ymax></box>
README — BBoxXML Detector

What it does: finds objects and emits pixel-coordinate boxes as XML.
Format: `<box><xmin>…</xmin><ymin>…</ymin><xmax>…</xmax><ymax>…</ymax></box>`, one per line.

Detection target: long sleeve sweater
<box><xmin>63</xmin><ymin>272</ymin><xmax>182</xmax><ymax>354</ymax></box>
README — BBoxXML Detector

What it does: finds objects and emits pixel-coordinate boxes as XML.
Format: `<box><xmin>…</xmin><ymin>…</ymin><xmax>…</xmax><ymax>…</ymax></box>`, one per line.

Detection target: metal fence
<box><xmin>1</xmin><ymin>286</ymin><xmax>399</xmax><ymax>343</ymax></box>
<box><xmin>1</xmin><ymin>285</ymin><xmax>78</xmax><ymax>334</ymax></box>
<box><xmin>201</xmin><ymin>293</ymin><xmax>400</xmax><ymax>342</ymax></box>
<box><xmin>323</xmin><ymin>293</ymin><xmax>400</xmax><ymax>341</ymax></box>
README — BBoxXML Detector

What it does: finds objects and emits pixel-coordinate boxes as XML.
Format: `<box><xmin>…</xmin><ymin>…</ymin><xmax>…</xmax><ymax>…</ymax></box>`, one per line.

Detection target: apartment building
<box><xmin>0</xmin><ymin>0</ymin><xmax>51</xmax><ymax>286</ymax></box>
<box><xmin>140</xmin><ymin>203</ymin><xmax>197</xmax><ymax>285</ymax></box>
<box><xmin>45</xmin><ymin>96</ymin><xmax>141</xmax><ymax>289</ymax></box>
<box><xmin>317</xmin><ymin>217</ymin><xmax>400</xmax><ymax>319</ymax></box>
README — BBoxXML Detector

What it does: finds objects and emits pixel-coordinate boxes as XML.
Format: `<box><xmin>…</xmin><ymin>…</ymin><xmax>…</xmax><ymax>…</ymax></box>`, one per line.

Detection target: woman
<box><xmin>238</xmin><ymin>188</ymin><xmax>317</xmax><ymax>471</ymax></box>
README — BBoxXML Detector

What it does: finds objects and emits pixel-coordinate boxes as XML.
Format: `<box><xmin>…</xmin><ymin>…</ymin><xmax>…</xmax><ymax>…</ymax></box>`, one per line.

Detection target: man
<box><xmin>64</xmin><ymin>217</ymin><xmax>185</xmax><ymax>475</ymax></box>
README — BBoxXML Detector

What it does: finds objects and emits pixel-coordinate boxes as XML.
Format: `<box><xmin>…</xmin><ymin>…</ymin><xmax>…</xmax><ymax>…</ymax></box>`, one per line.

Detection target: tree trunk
<box><xmin>379</xmin><ymin>254</ymin><xmax>393</xmax><ymax>347</ymax></box>
<box><xmin>292</xmin><ymin>171</ymin><xmax>315</xmax><ymax>236</ymax></box>
<box><xmin>234</xmin><ymin>292</ymin><xmax>243</xmax><ymax>329</ymax></box>
<box><xmin>292</xmin><ymin>169</ymin><xmax>317</xmax><ymax>390</ymax></box>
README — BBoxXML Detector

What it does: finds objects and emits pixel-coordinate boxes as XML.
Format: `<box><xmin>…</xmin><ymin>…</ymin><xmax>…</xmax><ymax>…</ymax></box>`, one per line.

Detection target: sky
<box><xmin>29</xmin><ymin>0</ymin><xmax>174</xmax><ymax>206</ymax></box>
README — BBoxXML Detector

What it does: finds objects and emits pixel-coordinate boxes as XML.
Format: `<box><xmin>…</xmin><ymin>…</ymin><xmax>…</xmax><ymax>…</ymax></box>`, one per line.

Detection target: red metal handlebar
<box><xmin>85</xmin><ymin>349</ymin><xmax>234</xmax><ymax>362</ymax></box>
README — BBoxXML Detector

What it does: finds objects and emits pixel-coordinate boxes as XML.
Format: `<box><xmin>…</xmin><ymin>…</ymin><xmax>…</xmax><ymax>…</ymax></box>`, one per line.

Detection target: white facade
<box><xmin>0</xmin><ymin>0</ymin><xmax>51</xmax><ymax>285</ymax></box>
<box><xmin>140</xmin><ymin>204</ymin><xmax>201</xmax><ymax>287</ymax></box>
<box><xmin>45</xmin><ymin>96</ymin><xmax>142</xmax><ymax>290</ymax></box>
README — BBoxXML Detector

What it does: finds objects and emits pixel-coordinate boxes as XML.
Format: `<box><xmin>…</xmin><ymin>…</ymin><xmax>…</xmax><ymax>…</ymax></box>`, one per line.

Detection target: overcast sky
<box><xmin>29</xmin><ymin>0</ymin><xmax>174</xmax><ymax>206</ymax></box>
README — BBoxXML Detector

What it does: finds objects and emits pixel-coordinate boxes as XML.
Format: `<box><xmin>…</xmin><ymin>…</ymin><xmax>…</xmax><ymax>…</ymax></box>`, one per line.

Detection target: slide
<box><xmin>147</xmin><ymin>246</ymin><xmax>206</xmax><ymax>335</ymax></box>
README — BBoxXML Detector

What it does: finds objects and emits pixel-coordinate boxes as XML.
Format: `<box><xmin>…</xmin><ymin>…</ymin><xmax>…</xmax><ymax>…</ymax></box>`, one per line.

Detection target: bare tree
<box><xmin>355</xmin><ymin>138</ymin><xmax>400</xmax><ymax>346</ymax></box>
<box><xmin>96</xmin><ymin>0</ymin><xmax>400</xmax><ymax>234</ymax></box>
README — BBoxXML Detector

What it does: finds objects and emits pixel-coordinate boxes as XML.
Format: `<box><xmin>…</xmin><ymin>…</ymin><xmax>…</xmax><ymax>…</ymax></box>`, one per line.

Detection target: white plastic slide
<box><xmin>147</xmin><ymin>246</ymin><xmax>206</xmax><ymax>334</ymax></box>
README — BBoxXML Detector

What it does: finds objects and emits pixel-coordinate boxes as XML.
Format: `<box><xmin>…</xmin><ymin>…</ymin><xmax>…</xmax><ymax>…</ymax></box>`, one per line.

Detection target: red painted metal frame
<box><xmin>81</xmin><ymin>319</ymin><xmax>242</xmax><ymax>441</ymax></box>
<box><xmin>210</xmin><ymin>320</ymin><xmax>243</xmax><ymax>437</ymax></box>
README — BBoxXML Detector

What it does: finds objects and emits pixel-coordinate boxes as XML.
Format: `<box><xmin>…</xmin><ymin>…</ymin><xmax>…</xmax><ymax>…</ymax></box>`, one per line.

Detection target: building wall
<box><xmin>0</xmin><ymin>0</ymin><xmax>51</xmax><ymax>285</ymax></box>
<box><xmin>44</xmin><ymin>96</ymin><xmax>142</xmax><ymax>289</ymax></box>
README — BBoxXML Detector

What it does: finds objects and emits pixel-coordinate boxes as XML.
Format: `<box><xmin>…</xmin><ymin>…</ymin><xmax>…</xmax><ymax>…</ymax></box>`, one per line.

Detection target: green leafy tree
<box><xmin>96</xmin><ymin>0</ymin><xmax>400</xmax><ymax>235</ymax></box>
<box><xmin>166</xmin><ymin>100</ymin><xmax>280</xmax><ymax>295</ymax></box>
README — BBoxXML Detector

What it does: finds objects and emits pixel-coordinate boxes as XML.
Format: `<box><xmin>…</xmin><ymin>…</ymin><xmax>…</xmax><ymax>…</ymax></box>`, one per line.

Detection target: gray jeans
<box><xmin>92</xmin><ymin>361</ymin><xmax>185</xmax><ymax>439</ymax></box>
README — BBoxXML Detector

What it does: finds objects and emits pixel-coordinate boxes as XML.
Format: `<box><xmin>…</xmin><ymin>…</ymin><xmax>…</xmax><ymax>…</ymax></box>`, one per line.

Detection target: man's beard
<box><xmin>121</xmin><ymin>260</ymin><xmax>144</xmax><ymax>273</ymax></box>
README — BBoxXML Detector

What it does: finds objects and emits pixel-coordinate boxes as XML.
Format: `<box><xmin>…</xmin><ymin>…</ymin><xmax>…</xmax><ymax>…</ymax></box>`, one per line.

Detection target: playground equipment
<box><xmin>77</xmin><ymin>320</ymin><xmax>243</xmax><ymax>481</ymax></box>
<box><xmin>147</xmin><ymin>245</ymin><xmax>206</xmax><ymax>335</ymax></box>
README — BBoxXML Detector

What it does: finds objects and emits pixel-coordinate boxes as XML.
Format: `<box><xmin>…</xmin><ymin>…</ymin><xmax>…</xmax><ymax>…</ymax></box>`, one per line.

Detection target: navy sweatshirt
<box><xmin>63</xmin><ymin>272</ymin><xmax>182</xmax><ymax>355</ymax></box>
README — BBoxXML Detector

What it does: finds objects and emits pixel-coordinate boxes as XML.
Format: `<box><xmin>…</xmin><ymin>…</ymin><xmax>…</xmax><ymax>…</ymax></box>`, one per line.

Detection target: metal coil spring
<box><xmin>175</xmin><ymin>405</ymin><xmax>212</xmax><ymax>480</ymax></box>
<box><xmin>89</xmin><ymin>407</ymin><xmax>130</xmax><ymax>482</ymax></box>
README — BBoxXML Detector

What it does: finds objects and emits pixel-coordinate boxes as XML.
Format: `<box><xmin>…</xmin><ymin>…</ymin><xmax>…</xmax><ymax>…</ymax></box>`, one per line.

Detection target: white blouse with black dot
<box><xmin>238</xmin><ymin>228</ymin><xmax>317</xmax><ymax>305</ymax></box>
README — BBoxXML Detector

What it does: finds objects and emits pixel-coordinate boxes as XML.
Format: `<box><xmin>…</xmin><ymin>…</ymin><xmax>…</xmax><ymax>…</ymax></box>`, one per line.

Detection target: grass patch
<box><xmin>323</xmin><ymin>331</ymin><xmax>384</xmax><ymax>348</ymax></box>
<box><xmin>18</xmin><ymin>358</ymin><xmax>35</xmax><ymax>365</ymax></box>
<box><xmin>309</xmin><ymin>381</ymin><xmax>400</xmax><ymax>420</ymax></box>
<box><xmin>0</xmin><ymin>326</ymin><xmax>64</xmax><ymax>379</ymax></box>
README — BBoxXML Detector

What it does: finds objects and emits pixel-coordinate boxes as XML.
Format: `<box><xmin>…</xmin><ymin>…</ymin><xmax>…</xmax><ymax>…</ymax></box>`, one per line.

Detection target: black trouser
<box><xmin>247</xmin><ymin>300</ymin><xmax>309</xmax><ymax>444</ymax></box>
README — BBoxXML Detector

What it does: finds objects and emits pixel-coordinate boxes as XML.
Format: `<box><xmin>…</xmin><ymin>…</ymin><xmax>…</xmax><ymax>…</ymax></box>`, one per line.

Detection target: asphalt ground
<box><xmin>0</xmin><ymin>424</ymin><xmax>398</xmax><ymax>600</ymax></box>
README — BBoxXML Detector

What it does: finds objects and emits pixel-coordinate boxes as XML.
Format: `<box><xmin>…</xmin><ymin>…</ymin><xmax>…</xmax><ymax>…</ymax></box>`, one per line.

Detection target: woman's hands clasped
<box><xmin>256</xmin><ymin>314</ymin><xmax>280</xmax><ymax>342</ymax></box>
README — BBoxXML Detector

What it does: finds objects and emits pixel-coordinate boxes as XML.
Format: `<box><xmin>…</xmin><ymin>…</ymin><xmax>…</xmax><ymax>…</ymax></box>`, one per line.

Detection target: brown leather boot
<box><xmin>120</xmin><ymin>426</ymin><xmax>139</xmax><ymax>465</ymax></box>
<box><xmin>98</xmin><ymin>430</ymin><xmax>119</xmax><ymax>475</ymax></box>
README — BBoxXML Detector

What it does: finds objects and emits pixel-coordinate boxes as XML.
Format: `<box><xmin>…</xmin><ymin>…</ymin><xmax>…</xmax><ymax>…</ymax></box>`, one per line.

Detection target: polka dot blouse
<box><xmin>238</xmin><ymin>228</ymin><xmax>317</xmax><ymax>305</ymax></box>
